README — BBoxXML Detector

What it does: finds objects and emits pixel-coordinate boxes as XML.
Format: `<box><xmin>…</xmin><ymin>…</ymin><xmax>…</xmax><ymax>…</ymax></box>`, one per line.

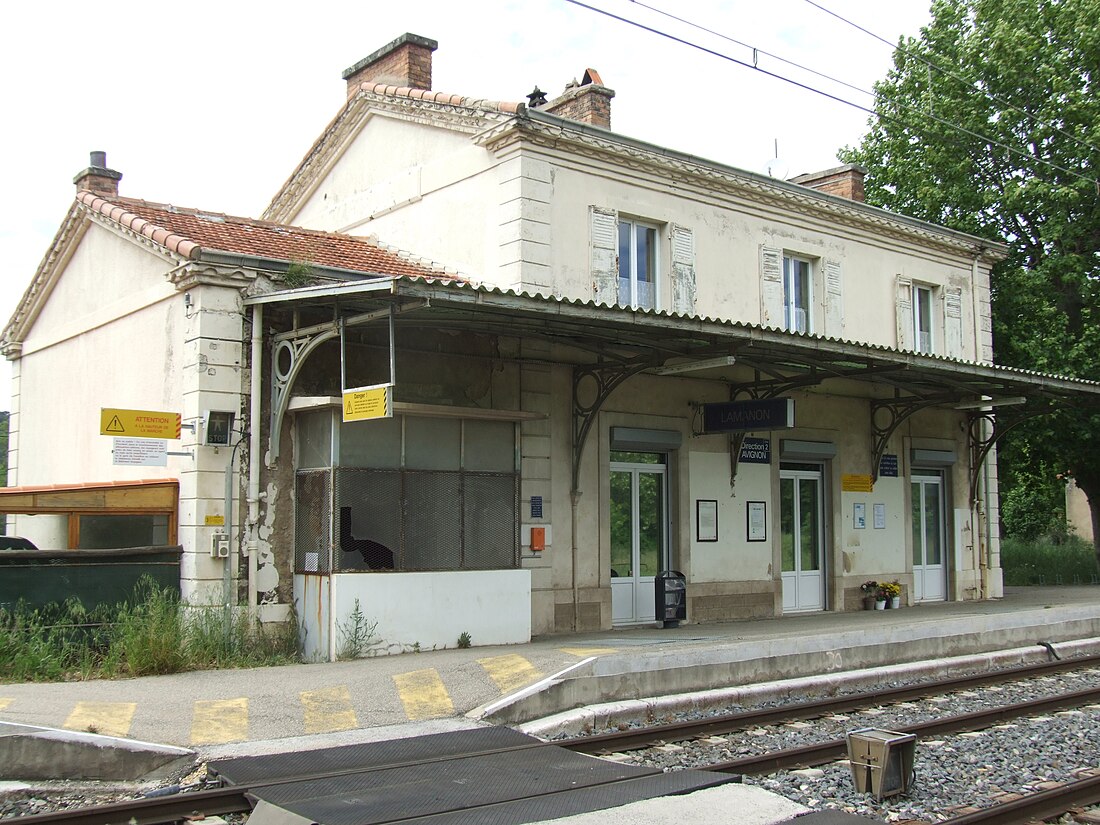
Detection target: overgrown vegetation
<box><xmin>336</xmin><ymin>598</ymin><xmax>377</xmax><ymax>660</ymax></box>
<box><xmin>1001</xmin><ymin>535</ymin><xmax>1100</xmax><ymax>586</ymax></box>
<box><xmin>0</xmin><ymin>577</ymin><xmax>300</xmax><ymax>682</ymax></box>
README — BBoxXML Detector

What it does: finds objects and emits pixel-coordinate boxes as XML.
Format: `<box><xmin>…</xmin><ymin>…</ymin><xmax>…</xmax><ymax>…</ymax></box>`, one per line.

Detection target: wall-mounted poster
<box><xmin>747</xmin><ymin>501</ymin><xmax>767</xmax><ymax>542</ymax></box>
<box><xmin>873</xmin><ymin>503</ymin><xmax>887</xmax><ymax>529</ymax></box>
<box><xmin>854</xmin><ymin>502</ymin><xmax>866</xmax><ymax>529</ymax></box>
<box><xmin>696</xmin><ymin>500</ymin><xmax>718</xmax><ymax>542</ymax></box>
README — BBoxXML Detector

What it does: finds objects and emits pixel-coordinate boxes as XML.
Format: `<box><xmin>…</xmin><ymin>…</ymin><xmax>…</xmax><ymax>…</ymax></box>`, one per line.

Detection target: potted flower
<box><xmin>879</xmin><ymin>580</ymin><xmax>901</xmax><ymax>609</ymax></box>
<box><xmin>860</xmin><ymin>580</ymin><xmax>878</xmax><ymax>610</ymax></box>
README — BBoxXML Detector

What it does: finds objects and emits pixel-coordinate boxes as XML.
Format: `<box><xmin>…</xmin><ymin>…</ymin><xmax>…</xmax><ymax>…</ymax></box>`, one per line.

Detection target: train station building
<box><xmin>4</xmin><ymin>34</ymin><xmax>1098</xmax><ymax>659</ymax></box>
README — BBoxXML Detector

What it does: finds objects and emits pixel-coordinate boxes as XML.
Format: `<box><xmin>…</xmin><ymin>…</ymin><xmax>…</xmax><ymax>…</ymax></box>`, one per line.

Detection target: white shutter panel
<box><xmin>670</xmin><ymin>224</ymin><xmax>696</xmax><ymax>315</ymax></box>
<box><xmin>760</xmin><ymin>246</ymin><xmax>784</xmax><ymax>327</ymax></box>
<box><xmin>823</xmin><ymin>259</ymin><xmax>843</xmax><ymax>338</ymax></box>
<box><xmin>944</xmin><ymin>286</ymin><xmax>963</xmax><ymax>357</ymax></box>
<box><xmin>590</xmin><ymin>206</ymin><xmax>618</xmax><ymax>306</ymax></box>
<box><xmin>896</xmin><ymin>276</ymin><xmax>914</xmax><ymax>350</ymax></box>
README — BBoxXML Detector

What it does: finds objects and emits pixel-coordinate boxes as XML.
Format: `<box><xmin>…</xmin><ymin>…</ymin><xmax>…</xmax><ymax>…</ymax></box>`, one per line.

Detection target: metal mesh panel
<box><xmin>334</xmin><ymin>469</ymin><xmax>401</xmax><ymax>572</ymax></box>
<box><xmin>322</xmin><ymin>467</ymin><xmax>518</xmax><ymax>572</ymax></box>
<box><xmin>404</xmin><ymin>471</ymin><xmax>463</xmax><ymax>570</ymax></box>
<box><xmin>295</xmin><ymin>470</ymin><xmax>332</xmax><ymax>574</ymax></box>
<box><xmin>464</xmin><ymin>473</ymin><xmax>519</xmax><ymax>568</ymax></box>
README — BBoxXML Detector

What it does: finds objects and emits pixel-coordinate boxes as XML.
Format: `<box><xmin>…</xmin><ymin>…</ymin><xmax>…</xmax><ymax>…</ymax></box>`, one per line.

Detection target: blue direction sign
<box><xmin>703</xmin><ymin>398</ymin><xmax>795</xmax><ymax>433</ymax></box>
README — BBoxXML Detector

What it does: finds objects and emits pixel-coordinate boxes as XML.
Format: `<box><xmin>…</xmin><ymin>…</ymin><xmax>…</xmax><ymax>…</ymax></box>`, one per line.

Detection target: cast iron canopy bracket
<box><xmin>572</xmin><ymin>357</ymin><xmax>654</xmax><ymax>495</ymax></box>
<box><xmin>967</xmin><ymin>405</ymin><xmax>1057</xmax><ymax>504</ymax></box>
<box><xmin>721</xmin><ymin>369</ymin><xmax>829</xmax><ymax>491</ymax></box>
<box><xmin>870</xmin><ymin>394</ymin><xmax>956</xmax><ymax>482</ymax></box>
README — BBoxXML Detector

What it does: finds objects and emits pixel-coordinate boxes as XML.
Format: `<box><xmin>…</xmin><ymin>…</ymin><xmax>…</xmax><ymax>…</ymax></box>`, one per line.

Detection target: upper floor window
<box><xmin>618</xmin><ymin>219</ymin><xmax>658</xmax><ymax>310</ymax></box>
<box><xmin>913</xmin><ymin>284</ymin><xmax>934</xmax><ymax>353</ymax></box>
<box><xmin>783</xmin><ymin>255</ymin><xmax>812</xmax><ymax>334</ymax></box>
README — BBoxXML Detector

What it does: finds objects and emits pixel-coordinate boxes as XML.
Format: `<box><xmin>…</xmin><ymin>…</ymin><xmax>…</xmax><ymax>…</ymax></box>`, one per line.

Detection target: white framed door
<box><xmin>780</xmin><ymin>464</ymin><xmax>825</xmax><ymax>612</ymax></box>
<box><xmin>912</xmin><ymin>471</ymin><xmax>947</xmax><ymax>602</ymax></box>
<box><xmin>610</xmin><ymin>452</ymin><xmax>668</xmax><ymax>625</ymax></box>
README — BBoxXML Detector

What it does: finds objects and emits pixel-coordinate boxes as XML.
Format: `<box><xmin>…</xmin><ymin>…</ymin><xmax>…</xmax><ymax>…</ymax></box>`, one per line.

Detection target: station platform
<box><xmin>1</xmin><ymin>586</ymin><xmax>1098</xmax><ymax>770</ymax></box>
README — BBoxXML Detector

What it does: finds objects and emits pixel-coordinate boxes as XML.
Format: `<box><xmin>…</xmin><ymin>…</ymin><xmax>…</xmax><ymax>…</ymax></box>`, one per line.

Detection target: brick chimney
<box><xmin>789</xmin><ymin>164</ymin><xmax>866</xmax><ymax>202</ymax></box>
<box><xmin>73</xmin><ymin>151</ymin><xmax>122</xmax><ymax>198</ymax></box>
<box><xmin>342</xmin><ymin>33</ymin><xmax>438</xmax><ymax>98</ymax></box>
<box><xmin>541</xmin><ymin>69</ymin><xmax>614</xmax><ymax>129</ymax></box>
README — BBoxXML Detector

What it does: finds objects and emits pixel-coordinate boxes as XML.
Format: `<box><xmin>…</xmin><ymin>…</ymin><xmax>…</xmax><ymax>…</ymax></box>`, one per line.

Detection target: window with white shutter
<box><xmin>590</xmin><ymin>206</ymin><xmax>618</xmax><ymax>305</ymax></box>
<box><xmin>670</xmin><ymin>224</ymin><xmax>695</xmax><ymax>315</ymax></box>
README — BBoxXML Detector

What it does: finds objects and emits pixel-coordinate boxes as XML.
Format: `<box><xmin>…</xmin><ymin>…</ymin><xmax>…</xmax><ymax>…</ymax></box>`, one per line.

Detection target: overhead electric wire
<box><xmin>802</xmin><ymin>0</ymin><xmax>1100</xmax><ymax>159</ymax></box>
<box><xmin>562</xmin><ymin>0</ymin><xmax>1099</xmax><ymax>188</ymax></box>
<box><xmin>625</xmin><ymin>0</ymin><xmax>874</xmax><ymax>101</ymax></box>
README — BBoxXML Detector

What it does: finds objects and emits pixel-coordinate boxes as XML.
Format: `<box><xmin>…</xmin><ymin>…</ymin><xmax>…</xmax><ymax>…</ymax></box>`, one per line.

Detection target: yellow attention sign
<box><xmin>343</xmin><ymin>385</ymin><xmax>392</xmax><ymax>422</ymax></box>
<box><xmin>100</xmin><ymin>408</ymin><xmax>181</xmax><ymax>440</ymax></box>
<box><xmin>842</xmin><ymin>474</ymin><xmax>875</xmax><ymax>493</ymax></box>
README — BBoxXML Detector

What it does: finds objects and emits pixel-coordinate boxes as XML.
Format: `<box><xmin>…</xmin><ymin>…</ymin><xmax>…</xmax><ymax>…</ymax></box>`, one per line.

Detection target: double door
<box><xmin>610</xmin><ymin>452</ymin><xmax>667</xmax><ymax>625</ymax></box>
<box><xmin>780</xmin><ymin>464</ymin><xmax>825</xmax><ymax>612</ymax></box>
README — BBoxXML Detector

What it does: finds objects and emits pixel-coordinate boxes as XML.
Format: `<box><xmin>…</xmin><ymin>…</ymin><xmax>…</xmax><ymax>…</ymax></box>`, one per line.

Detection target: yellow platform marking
<box><xmin>478</xmin><ymin>654</ymin><xmax>543</xmax><ymax>695</ymax></box>
<box><xmin>393</xmin><ymin>669</ymin><xmax>454</xmax><ymax>720</ymax></box>
<box><xmin>190</xmin><ymin>698</ymin><xmax>248</xmax><ymax>745</ymax></box>
<box><xmin>0</xmin><ymin>699</ymin><xmax>12</xmax><ymax>712</ymax></box>
<box><xmin>559</xmin><ymin>647</ymin><xmax>619</xmax><ymax>657</ymax></box>
<box><xmin>63</xmin><ymin>701</ymin><xmax>135</xmax><ymax>738</ymax></box>
<box><xmin>301</xmin><ymin>685</ymin><xmax>358</xmax><ymax>734</ymax></box>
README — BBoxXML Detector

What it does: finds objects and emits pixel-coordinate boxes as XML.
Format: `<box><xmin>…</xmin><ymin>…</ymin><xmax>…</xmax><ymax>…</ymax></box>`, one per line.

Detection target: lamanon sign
<box><xmin>703</xmin><ymin>398</ymin><xmax>794</xmax><ymax>434</ymax></box>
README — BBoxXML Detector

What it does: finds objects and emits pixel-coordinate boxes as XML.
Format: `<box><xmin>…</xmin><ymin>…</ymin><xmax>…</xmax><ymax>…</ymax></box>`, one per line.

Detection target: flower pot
<box><xmin>890</xmin><ymin>596</ymin><xmax>901</xmax><ymax>609</ymax></box>
<box><xmin>875</xmin><ymin>599</ymin><xmax>886</xmax><ymax>610</ymax></box>
<box><xmin>863</xmin><ymin>595</ymin><xmax>876</xmax><ymax>610</ymax></box>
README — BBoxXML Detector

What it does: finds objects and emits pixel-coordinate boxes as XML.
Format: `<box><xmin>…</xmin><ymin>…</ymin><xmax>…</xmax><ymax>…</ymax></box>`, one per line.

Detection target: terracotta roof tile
<box><xmin>353</xmin><ymin>82</ymin><xmax>523</xmax><ymax>114</ymax></box>
<box><xmin>75</xmin><ymin>191</ymin><xmax>457</xmax><ymax>280</ymax></box>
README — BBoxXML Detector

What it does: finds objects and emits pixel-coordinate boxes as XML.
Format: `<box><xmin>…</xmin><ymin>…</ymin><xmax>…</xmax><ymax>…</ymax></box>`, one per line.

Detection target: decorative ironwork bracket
<box><xmin>870</xmin><ymin>395</ymin><xmax>954</xmax><ymax>482</ymax></box>
<box><xmin>967</xmin><ymin>406</ymin><xmax>1056</xmax><ymax>504</ymax></box>
<box><xmin>722</xmin><ymin>372</ymin><xmax>827</xmax><ymax>492</ymax></box>
<box><xmin>267</xmin><ymin>302</ymin><xmax>425</xmax><ymax>461</ymax></box>
<box><xmin>572</xmin><ymin>359</ymin><xmax>652</xmax><ymax>494</ymax></box>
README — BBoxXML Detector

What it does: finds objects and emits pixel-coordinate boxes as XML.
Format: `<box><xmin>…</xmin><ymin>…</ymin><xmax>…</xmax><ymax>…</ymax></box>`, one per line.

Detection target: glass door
<box><xmin>610</xmin><ymin>452</ymin><xmax>667</xmax><ymax>625</ymax></box>
<box><xmin>912</xmin><ymin>472</ymin><xmax>947</xmax><ymax>601</ymax></box>
<box><xmin>780</xmin><ymin>464</ymin><xmax>825</xmax><ymax>612</ymax></box>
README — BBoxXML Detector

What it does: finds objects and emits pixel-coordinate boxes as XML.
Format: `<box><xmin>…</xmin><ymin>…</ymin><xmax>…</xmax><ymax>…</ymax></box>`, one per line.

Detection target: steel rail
<box><xmin>941</xmin><ymin>772</ymin><xmax>1100</xmax><ymax>824</ymax></box>
<box><xmin>704</xmin><ymin>684</ymin><xmax>1100</xmax><ymax>775</ymax></box>
<box><xmin>565</xmin><ymin>652</ymin><xmax>1100</xmax><ymax>755</ymax></box>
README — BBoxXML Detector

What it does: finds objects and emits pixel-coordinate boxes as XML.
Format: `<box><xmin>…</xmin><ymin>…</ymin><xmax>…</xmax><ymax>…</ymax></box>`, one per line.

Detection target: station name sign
<box><xmin>703</xmin><ymin>398</ymin><xmax>795</xmax><ymax>433</ymax></box>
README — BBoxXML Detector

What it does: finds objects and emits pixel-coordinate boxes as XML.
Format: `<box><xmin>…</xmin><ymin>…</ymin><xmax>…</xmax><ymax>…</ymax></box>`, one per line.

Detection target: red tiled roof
<box><xmin>75</xmin><ymin>191</ymin><xmax>453</xmax><ymax>280</ymax></box>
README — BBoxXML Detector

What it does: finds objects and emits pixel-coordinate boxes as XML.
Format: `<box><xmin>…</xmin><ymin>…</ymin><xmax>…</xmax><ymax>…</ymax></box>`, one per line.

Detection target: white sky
<box><xmin>0</xmin><ymin>0</ymin><xmax>933</xmax><ymax>412</ymax></box>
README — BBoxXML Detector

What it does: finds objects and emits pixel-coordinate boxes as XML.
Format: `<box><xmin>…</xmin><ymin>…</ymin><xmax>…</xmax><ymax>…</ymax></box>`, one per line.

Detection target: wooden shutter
<box><xmin>590</xmin><ymin>206</ymin><xmax>618</xmax><ymax>305</ymax></box>
<box><xmin>943</xmin><ymin>286</ymin><xmax>963</xmax><ymax>357</ymax></box>
<box><xmin>670</xmin><ymin>224</ymin><xmax>696</xmax><ymax>315</ymax></box>
<box><xmin>823</xmin><ymin>259</ymin><xmax>843</xmax><ymax>338</ymax></box>
<box><xmin>760</xmin><ymin>245</ymin><xmax>784</xmax><ymax>327</ymax></box>
<box><xmin>896</xmin><ymin>276</ymin><xmax>914</xmax><ymax>350</ymax></box>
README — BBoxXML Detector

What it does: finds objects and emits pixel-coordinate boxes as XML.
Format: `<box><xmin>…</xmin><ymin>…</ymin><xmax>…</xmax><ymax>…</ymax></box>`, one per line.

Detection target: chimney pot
<box><xmin>74</xmin><ymin>151</ymin><xmax>122</xmax><ymax>198</ymax></box>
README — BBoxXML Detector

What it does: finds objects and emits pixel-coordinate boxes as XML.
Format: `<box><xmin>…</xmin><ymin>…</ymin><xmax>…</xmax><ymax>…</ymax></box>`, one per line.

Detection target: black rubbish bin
<box><xmin>655</xmin><ymin>570</ymin><xmax>687</xmax><ymax>628</ymax></box>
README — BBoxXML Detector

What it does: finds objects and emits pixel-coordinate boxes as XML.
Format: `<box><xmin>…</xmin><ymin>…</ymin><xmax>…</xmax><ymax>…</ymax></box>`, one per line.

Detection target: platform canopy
<box><xmin>246</xmin><ymin>276</ymin><xmax>1100</xmax><ymax>410</ymax></box>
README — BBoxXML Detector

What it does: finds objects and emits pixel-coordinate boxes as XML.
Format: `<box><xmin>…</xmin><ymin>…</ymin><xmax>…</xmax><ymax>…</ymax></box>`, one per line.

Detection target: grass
<box><xmin>0</xmin><ymin>577</ymin><xmax>300</xmax><ymax>682</ymax></box>
<box><xmin>1001</xmin><ymin>534</ymin><xmax>1100</xmax><ymax>586</ymax></box>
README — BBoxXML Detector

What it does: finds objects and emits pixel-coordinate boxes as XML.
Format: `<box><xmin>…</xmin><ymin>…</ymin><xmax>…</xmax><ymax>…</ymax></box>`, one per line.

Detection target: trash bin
<box><xmin>845</xmin><ymin>727</ymin><xmax>916</xmax><ymax>799</ymax></box>
<box><xmin>654</xmin><ymin>570</ymin><xmax>687</xmax><ymax>628</ymax></box>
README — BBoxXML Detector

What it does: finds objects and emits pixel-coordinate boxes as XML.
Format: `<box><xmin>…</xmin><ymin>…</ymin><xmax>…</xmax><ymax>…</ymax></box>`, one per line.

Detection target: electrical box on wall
<box><xmin>211</xmin><ymin>533</ymin><xmax>230</xmax><ymax>558</ymax></box>
<box><xmin>203</xmin><ymin>410</ymin><xmax>235</xmax><ymax>446</ymax></box>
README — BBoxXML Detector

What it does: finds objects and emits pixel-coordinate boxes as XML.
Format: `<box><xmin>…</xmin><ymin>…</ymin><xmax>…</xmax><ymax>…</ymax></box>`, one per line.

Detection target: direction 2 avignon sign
<box><xmin>702</xmin><ymin>398</ymin><xmax>795</xmax><ymax>434</ymax></box>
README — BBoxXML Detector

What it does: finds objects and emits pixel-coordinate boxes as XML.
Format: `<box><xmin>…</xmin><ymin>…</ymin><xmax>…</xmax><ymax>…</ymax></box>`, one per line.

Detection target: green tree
<box><xmin>839</xmin><ymin>0</ymin><xmax>1100</xmax><ymax>554</ymax></box>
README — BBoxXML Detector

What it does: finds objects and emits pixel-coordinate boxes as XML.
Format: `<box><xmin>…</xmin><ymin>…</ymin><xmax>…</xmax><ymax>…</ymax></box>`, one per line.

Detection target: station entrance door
<box><xmin>610</xmin><ymin>452</ymin><xmax>667</xmax><ymax>625</ymax></box>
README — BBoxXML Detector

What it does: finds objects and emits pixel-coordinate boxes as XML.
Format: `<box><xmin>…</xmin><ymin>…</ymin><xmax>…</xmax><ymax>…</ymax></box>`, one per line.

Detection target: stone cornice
<box><xmin>492</xmin><ymin>115</ymin><xmax>1006</xmax><ymax>263</ymax></box>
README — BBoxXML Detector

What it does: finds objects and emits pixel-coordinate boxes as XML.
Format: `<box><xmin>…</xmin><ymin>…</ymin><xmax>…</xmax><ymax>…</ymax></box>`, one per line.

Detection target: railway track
<box><xmin>9</xmin><ymin>654</ymin><xmax>1100</xmax><ymax>825</ymax></box>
